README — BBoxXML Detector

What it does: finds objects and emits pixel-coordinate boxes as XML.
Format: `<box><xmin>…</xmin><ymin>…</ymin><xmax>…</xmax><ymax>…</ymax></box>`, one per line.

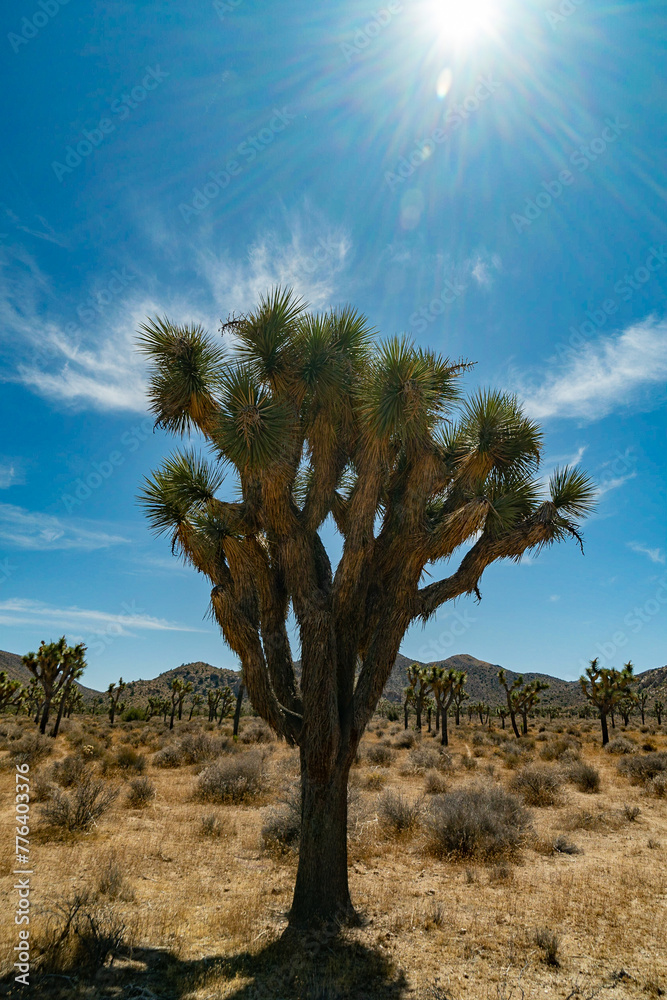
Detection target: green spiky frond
<box><xmin>214</xmin><ymin>367</ymin><xmax>298</xmax><ymax>471</ymax></box>
<box><xmin>138</xmin><ymin>449</ymin><xmax>226</xmax><ymax>545</ymax></box>
<box><xmin>137</xmin><ymin>317</ymin><xmax>227</xmax><ymax>435</ymax></box>
<box><xmin>235</xmin><ymin>287</ymin><xmax>306</xmax><ymax>391</ymax></box>
<box><xmin>549</xmin><ymin>465</ymin><xmax>597</xmax><ymax>518</ymax></box>
<box><xmin>454</xmin><ymin>389</ymin><xmax>543</xmax><ymax>483</ymax></box>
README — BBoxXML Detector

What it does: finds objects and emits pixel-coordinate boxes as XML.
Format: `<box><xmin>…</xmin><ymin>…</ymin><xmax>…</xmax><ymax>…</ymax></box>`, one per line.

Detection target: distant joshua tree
<box><xmin>107</xmin><ymin>678</ymin><xmax>126</xmax><ymax>726</ymax></box>
<box><xmin>654</xmin><ymin>699</ymin><xmax>664</xmax><ymax>726</ymax></box>
<box><xmin>0</xmin><ymin>672</ymin><xmax>23</xmax><ymax>714</ymax></box>
<box><xmin>497</xmin><ymin>670</ymin><xmax>548</xmax><ymax>737</ymax></box>
<box><xmin>579</xmin><ymin>659</ymin><xmax>635</xmax><ymax>746</ymax></box>
<box><xmin>406</xmin><ymin>663</ymin><xmax>431</xmax><ymax>732</ymax></box>
<box><xmin>23</xmin><ymin>637</ymin><xmax>86</xmax><ymax>736</ymax></box>
<box><xmin>637</xmin><ymin>690</ymin><xmax>648</xmax><ymax>726</ymax></box>
<box><xmin>216</xmin><ymin>685</ymin><xmax>235</xmax><ymax>726</ymax></box>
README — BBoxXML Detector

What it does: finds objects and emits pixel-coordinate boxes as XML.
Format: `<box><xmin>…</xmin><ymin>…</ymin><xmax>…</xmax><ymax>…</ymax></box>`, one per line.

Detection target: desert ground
<box><xmin>1</xmin><ymin>712</ymin><xmax>665</xmax><ymax>1000</ymax></box>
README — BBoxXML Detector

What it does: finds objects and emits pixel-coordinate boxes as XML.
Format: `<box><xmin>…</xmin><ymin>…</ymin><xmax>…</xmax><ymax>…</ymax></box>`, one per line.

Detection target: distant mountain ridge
<box><xmin>1</xmin><ymin>648</ymin><xmax>665</xmax><ymax>711</ymax></box>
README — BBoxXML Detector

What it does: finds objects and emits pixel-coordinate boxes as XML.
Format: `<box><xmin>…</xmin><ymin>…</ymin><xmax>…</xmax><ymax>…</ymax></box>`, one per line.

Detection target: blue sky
<box><xmin>0</xmin><ymin>0</ymin><xmax>665</xmax><ymax>690</ymax></box>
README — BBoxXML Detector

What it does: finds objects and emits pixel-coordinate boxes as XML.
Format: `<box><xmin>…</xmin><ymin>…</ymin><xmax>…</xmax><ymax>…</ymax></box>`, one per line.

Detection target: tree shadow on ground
<box><xmin>0</xmin><ymin>932</ymin><xmax>408</xmax><ymax>1000</ymax></box>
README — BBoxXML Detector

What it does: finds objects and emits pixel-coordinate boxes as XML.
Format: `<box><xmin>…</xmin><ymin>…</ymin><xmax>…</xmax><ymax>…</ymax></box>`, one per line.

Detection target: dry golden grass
<box><xmin>0</xmin><ymin>714</ymin><xmax>665</xmax><ymax>999</ymax></box>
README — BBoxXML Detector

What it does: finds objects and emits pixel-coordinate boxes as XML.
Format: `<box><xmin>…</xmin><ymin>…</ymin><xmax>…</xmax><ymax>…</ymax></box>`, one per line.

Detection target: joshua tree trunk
<box><xmin>415</xmin><ymin>696</ymin><xmax>422</xmax><ymax>732</ymax></box>
<box><xmin>440</xmin><ymin>708</ymin><xmax>449</xmax><ymax>746</ymax></box>
<box><xmin>39</xmin><ymin>697</ymin><xmax>52</xmax><ymax>735</ymax></box>
<box><xmin>600</xmin><ymin>711</ymin><xmax>609</xmax><ymax>746</ymax></box>
<box><xmin>509</xmin><ymin>709</ymin><xmax>520</xmax><ymax>739</ymax></box>
<box><xmin>51</xmin><ymin>695</ymin><xmax>67</xmax><ymax>738</ymax></box>
<box><xmin>233</xmin><ymin>683</ymin><xmax>244</xmax><ymax>737</ymax></box>
<box><xmin>454</xmin><ymin>705</ymin><xmax>460</xmax><ymax>725</ymax></box>
<box><xmin>427</xmin><ymin>706</ymin><xmax>432</xmax><ymax>731</ymax></box>
<box><xmin>403</xmin><ymin>703</ymin><xmax>409</xmax><ymax>729</ymax></box>
<box><xmin>610</xmin><ymin>708</ymin><xmax>615</xmax><ymax>728</ymax></box>
<box><xmin>289</xmin><ymin>755</ymin><xmax>355</xmax><ymax>927</ymax></box>
<box><xmin>435</xmin><ymin>707</ymin><xmax>440</xmax><ymax>733</ymax></box>
<box><xmin>521</xmin><ymin>708</ymin><xmax>528</xmax><ymax>736</ymax></box>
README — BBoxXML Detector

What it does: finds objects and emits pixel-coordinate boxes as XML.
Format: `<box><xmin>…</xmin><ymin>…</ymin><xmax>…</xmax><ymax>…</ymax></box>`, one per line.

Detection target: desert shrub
<box><xmin>377</xmin><ymin>790</ymin><xmax>420</xmax><ymax>835</ymax></box>
<box><xmin>649</xmin><ymin>774</ymin><xmax>667</xmax><ymax>798</ymax></box>
<box><xmin>120</xmin><ymin>706</ymin><xmax>146</xmax><ymax>722</ymax></box>
<box><xmin>365</xmin><ymin>770</ymin><xmax>387</xmax><ymax>790</ymax></box>
<box><xmin>566</xmin><ymin>760</ymin><xmax>600</xmax><ymax>794</ymax></box>
<box><xmin>201</xmin><ymin>812</ymin><xmax>237</xmax><ymax>838</ymax></box>
<box><xmin>97</xmin><ymin>853</ymin><xmax>133</xmax><ymax>900</ymax></box>
<box><xmin>261</xmin><ymin>787</ymin><xmax>301</xmax><ymax>854</ymax></box>
<box><xmin>426</xmin><ymin>785</ymin><xmax>531</xmax><ymax>859</ymax></box>
<box><xmin>365</xmin><ymin>743</ymin><xmax>393</xmax><ymax>767</ymax></box>
<box><xmin>402</xmin><ymin>746</ymin><xmax>450</xmax><ymax>775</ymax></box>
<box><xmin>461</xmin><ymin>754</ymin><xmax>477</xmax><ymax>770</ymax></box>
<box><xmin>197</xmin><ymin>751</ymin><xmax>264</xmax><ymax>803</ymax></box>
<box><xmin>623</xmin><ymin>804</ymin><xmax>640</xmax><ymax>822</ymax></box>
<box><xmin>535</xmin><ymin>927</ymin><xmax>560</xmax><ymax>966</ymax></box>
<box><xmin>113</xmin><ymin>746</ymin><xmax>146</xmax><ymax>773</ymax></box>
<box><xmin>50</xmin><ymin>754</ymin><xmax>90</xmax><ymax>788</ymax></box>
<box><xmin>180</xmin><ymin>732</ymin><xmax>220</xmax><ymax>764</ymax></box>
<box><xmin>642</xmin><ymin>741</ymin><xmax>658</xmax><ymax>752</ymax></box>
<box><xmin>393</xmin><ymin>730</ymin><xmax>417</xmax><ymax>749</ymax></box>
<box><xmin>10</xmin><ymin>732</ymin><xmax>53</xmax><ymax>767</ymax></box>
<box><xmin>41</xmin><ymin>776</ymin><xmax>118</xmax><ymax>832</ymax></box>
<box><xmin>502</xmin><ymin>746</ymin><xmax>531</xmax><ymax>770</ymax></box>
<box><xmin>540</xmin><ymin>735</ymin><xmax>580</xmax><ymax>762</ymax></box>
<box><xmin>239</xmin><ymin>720</ymin><xmax>274</xmax><ymax>744</ymax></box>
<box><xmin>472</xmin><ymin>733</ymin><xmax>487</xmax><ymax>747</ymax></box>
<box><xmin>424</xmin><ymin>769</ymin><xmax>448</xmax><ymax>795</ymax></box>
<box><xmin>510</xmin><ymin>765</ymin><xmax>562</xmax><ymax>806</ymax></box>
<box><xmin>126</xmin><ymin>777</ymin><xmax>155</xmax><ymax>808</ymax></box>
<box><xmin>552</xmin><ymin>834</ymin><xmax>582</xmax><ymax>855</ymax></box>
<box><xmin>618</xmin><ymin>751</ymin><xmax>667</xmax><ymax>785</ymax></box>
<box><xmin>37</xmin><ymin>891</ymin><xmax>128</xmax><ymax>975</ymax></box>
<box><xmin>32</xmin><ymin>775</ymin><xmax>55</xmax><ymax>802</ymax></box>
<box><xmin>605</xmin><ymin>736</ymin><xmax>637</xmax><ymax>755</ymax></box>
<box><xmin>152</xmin><ymin>744</ymin><xmax>183</xmax><ymax>769</ymax></box>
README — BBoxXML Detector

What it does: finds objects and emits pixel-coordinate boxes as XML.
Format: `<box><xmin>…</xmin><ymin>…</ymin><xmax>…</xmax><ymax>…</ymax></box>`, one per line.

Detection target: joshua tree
<box><xmin>402</xmin><ymin>686</ymin><xmax>413</xmax><ymax>730</ymax></box>
<box><xmin>107</xmin><ymin>678</ymin><xmax>126</xmax><ymax>726</ymax></box>
<box><xmin>427</xmin><ymin>666</ymin><xmax>466</xmax><ymax>746</ymax></box>
<box><xmin>496</xmin><ymin>705</ymin><xmax>507</xmax><ymax>729</ymax></box>
<box><xmin>424</xmin><ymin>696</ymin><xmax>435</xmax><ymax>732</ymax></box>
<box><xmin>177</xmin><ymin>680</ymin><xmax>193</xmax><ymax>721</ymax></box>
<box><xmin>0</xmin><ymin>672</ymin><xmax>23</xmax><ymax>713</ymax></box>
<box><xmin>207</xmin><ymin>688</ymin><xmax>223</xmax><ymax>722</ymax></box>
<box><xmin>617</xmin><ymin>693</ymin><xmax>636</xmax><ymax>727</ymax></box>
<box><xmin>23</xmin><ymin>637</ymin><xmax>85</xmax><ymax>735</ymax></box>
<box><xmin>51</xmin><ymin>647</ymin><xmax>86</xmax><ymax>737</ymax></box>
<box><xmin>169</xmin><ymin>678</ymin><xmax>183</xmax><ymax>729</ymax></box>
<box><xmin>580</xmin><ymin>659</ymin><xmax>635</xmax><ymax>746</ymax></box>
<box><xmin>232</xmin><ymin>681</ymin><xmax>245</xmax><ymax>737</ymax></box>
<box><xmin>497</xmin><ymin>670</ymin><xmax>524</xmax><ymax>739</ymax></box>
<box><xmin>517</xmin><ymin>679</ymin><xmax>549</xmax><ymax>735</ymax></box>
<box><xmin>138</xmin><ymin>288</ymin><xmax>595</xmax><ymax>927</ymax></box>
<box><xmin>637</xmin><ymin>690</ymin><xmax>648</xmax><ymax>726</ymax></box>
<box><xmin>654</xmin><ymin>699</ymin><xmax>663</xmax><ymax>726</ymax></box>
<box><xmin>188</xmin><ymin>692</ymin><xmax>203</xmax><ymax>720</ymax></box>
<box><xmin>217</xmin><ymin>685</ymin><xmax>235</xmax><ymax>726</ymax></box>
<box><xmin>63</xmin><ymin>687</ymin><xmax>84</xmax><ymax>718</ymax></box>
<box><xmin>406</xmin><ymin>663</ymin><xmax>431</xmax><ymax>732</ymax></box>
<box><xmin>452</xmin><ymin>681</ymin><xmax>468</xmax><ymax>725</ymax></box>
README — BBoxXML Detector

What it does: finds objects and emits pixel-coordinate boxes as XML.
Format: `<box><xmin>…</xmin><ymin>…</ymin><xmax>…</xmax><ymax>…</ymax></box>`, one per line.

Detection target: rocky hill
<box><xmin>0</xmin><ymin>649</ymin><xmax>100</xmax><ymax>701</ymax></box>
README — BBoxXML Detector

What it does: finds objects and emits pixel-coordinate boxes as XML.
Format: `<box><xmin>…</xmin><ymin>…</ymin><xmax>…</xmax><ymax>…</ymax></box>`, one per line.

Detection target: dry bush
<box><xmin>41</xmin><ymin>775</ymin><xmax>118</xmax><ymax>832</ymax></box>
<box><xmin>239</xmin><ymin>719</ymin><xmax>274</xmax><ymax>744</ymax></box>
<box><xmin>152</xmin><ymin>743</ymin><xmax>183</xmax><ymax>769</ymax></box>
<box><xmin>201</xmin><ymin>812</ymin><xmax>238</xmax><ymax>838</ymax></box>
<box><xmin>261</xmin><ymin>784</ymin><xmax>301</xmax><ymax>855</ymax></box>
<box><xmin>197</xmin><ymin>750</ymin><xmax>265</xmax><ymax>803</ymax></box>
<box><xmin>618</xmin><ymin>751</ymin><xmax>667</xmax><ymax>785</ymax></box>
<box><xmin>623</xmin><ymin>804</ymin><xmax>640</xmax><ymax>822</ymax></box>
<box><xmin>510</xmin><ymin>765</ymin><xmax>562</xmax><ymax>806</ymax></box>
<box><xmin>605</xmin><ymin>736</ymin><xmax>637</xmax><ymax>755</ymax></box>
<box><xmin>424</xmin><ymin>769</ymin><xmax>448</xmax><ymax>795</ymax></box>
<box><xmin>401</xmin><ymin>746</ymin><xmax>450</xmax><ymax>775</ymax></box>
<box><xmin>37</xmin><ymin>890</ymin><xmax>129</xmax><ymax>976</ymax></box>
<box><xmin>461</xmin><ymin>754</ymin><xmax>477</xmax><ymax>771</ymax></box>
<box><xmin>377</xmin><ymin>790</ymin><xmax>421</xmax><ymax>835</ymax></box>
<box><xmin>552</xmin><ymin>834</ymin><xmax>582</xmax><ymax>855</ymax></box>
<box><xmin>535</xmin><ymin>926</ymin><xmax>560</xmax><ymax>966</ymax></box>
<box><xmin>112</xmin><ymin>746</ymin><xmax>146</xmax><ymax>773</ymax></box>
<box><xmin>365</xmin><ymin>743</ymin><xmax>393</xmax><ymax>767</ymax></box>
<box><xmin>426</xmin><ymin>785</ymin><xmax>531</xmax><ymax>859</ymax></box>
<box><xmin>502</xmin><ymin>745</ymin><xmax>531</xmax><ymax>770</ymax></box>
<box><xmin>364</xmin><ymin>769</ymin><xmax>388</xmax><ymax>790</ymax></box>
<box><xmin>126</xmin><ymin>776</ymin><xmax>156</xmax><ymax>808</ymax></box>
<box><xmin>562</xmin><ymin>808</ymin><xmax>619</xmax><ymax>833</ymax></box>
<box><xmin>180</xmin><ymin>731</ymin><xmax>221</xmax><ymax>764</ymax></box>
<box><xmin>539</xmin><ymin>735</ymin><xmax>581</xmax><ymax>761</ymax></box>
<box><xmin>393</xmin><ymin>730</ymin><xmax>417</xmax><ymax>749</ymax></box>
<box><xmin>97</xmin><ymin>853</ymin><xmax>134</xmax><ymax>900</ymax></box>
<box><xmin>566</xmin><ymin>760</ymin><xmax>600</xmax><ymax>793</ymax></box>
<box><xmin>9</xmin><ymin>731</ymin><xmax>53</xmax><ymax>767</ymax></box>
<box><xmin>50</xmin><ymin>754</ymin><xmax>90</xmax><ymax>788</ymax></box>
<box><xmin>649</xmin><ymin>773</ymin><xmax>667</xmax><ymax>798</ymax></box>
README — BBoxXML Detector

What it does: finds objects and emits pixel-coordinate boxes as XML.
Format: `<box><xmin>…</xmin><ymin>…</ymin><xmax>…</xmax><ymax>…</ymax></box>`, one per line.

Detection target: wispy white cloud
<box><xmin>0</xmin><ymin>462</ymin><xmax>24</xmax><ymax>489</ymax></box>
<box><xmin>597</xmin><ymin>472</ymin><xmax>637</xmax><ymax>496</ymax></box>
<box><xmin>0</xmin><ymin>598</ymin><xmax>206</xmax><ymax>635</ymax></box>
<box><xmin>0</xmin><ymin>505</ymin><xmax>129</xmax><ymax>551</ymax></box>
<box><xmin>1</xmin><ymin>211</ymin><xmax>352</xmax><ymax>412</ymax></box>
<box><xmin>628</xmin><ymin>541</ymin><xmax>666</xmax><ymax>565</ymax></box>
<box><xmin>517</xmin><ymin>318</ymin><xmax>667</xmax><ymax>420</ymax></box>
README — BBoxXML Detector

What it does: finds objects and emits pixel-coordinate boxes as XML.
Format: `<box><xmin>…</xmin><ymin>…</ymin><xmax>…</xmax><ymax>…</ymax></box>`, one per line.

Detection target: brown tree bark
<box><xmin>600</xmin><ymin>712</ymin><xmax>609</xmax><ymax>746</ymax></box>
<box><xmin>233</xmin><ymin>682</ymin><xmax>244</xmax><ymax>737</ymax></box>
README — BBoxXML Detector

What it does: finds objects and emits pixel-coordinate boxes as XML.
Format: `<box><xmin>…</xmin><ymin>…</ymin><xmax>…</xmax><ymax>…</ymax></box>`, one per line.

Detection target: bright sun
<box><xmin>431</xmin><ymin>0</ymin><xmax>500</xmax><ymax>43</ymax></box>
